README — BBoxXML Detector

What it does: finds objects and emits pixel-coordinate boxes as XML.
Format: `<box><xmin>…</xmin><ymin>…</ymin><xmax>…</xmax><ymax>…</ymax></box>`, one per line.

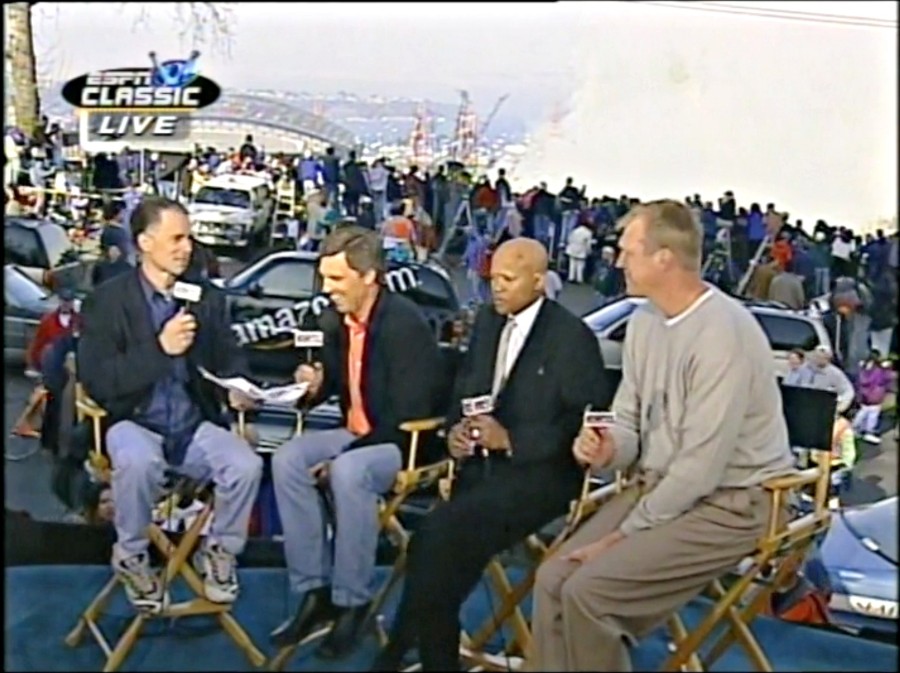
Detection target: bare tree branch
<box><xmin>172</xmin><ymin>2</ymin><xmax>235</xmax><ymax>58</ymax></box>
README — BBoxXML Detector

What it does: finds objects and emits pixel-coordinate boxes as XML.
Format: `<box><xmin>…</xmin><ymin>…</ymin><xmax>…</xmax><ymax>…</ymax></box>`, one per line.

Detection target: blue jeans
<box><xmin>105</xmin><ymin>420</ymin><xmax>263</xmax><ymax>558</ymax></box>
<box><xmin>272</xmin><ymin>428</ymin><xmax>402</xmax><ymax>607</ymax></box>
<box><xmin>533</xmin><ymin>215</ymin><xmax>553</xmax><ymax>250</ymax></box>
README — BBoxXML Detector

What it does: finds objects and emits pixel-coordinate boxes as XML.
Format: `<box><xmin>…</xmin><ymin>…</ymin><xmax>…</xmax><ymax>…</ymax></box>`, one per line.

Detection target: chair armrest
<box><xmin>399</xmin><ymin>416</ymin><xmax>447</xmax><ymax>471</ymax></box>
<box><xmin>74</xmin><ymin>383</ymin><xmax>107</xmax><ymax>420</ymax></box>
<box><xmin>399</xmin><ymin>417</ymin><xmax>446</xmax><ymax>434</ymax></box>
<box><xmin>762</xmin><ymin>468</ymin><xmax>820</xmax><ymax>492</ymax></box>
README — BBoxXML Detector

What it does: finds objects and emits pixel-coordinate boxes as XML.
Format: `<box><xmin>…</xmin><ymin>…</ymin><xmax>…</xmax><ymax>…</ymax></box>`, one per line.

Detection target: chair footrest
<box><xmin>157</xmin><ymin>598</ymin><xmax>232</xmax><ymax>618</ymax></box>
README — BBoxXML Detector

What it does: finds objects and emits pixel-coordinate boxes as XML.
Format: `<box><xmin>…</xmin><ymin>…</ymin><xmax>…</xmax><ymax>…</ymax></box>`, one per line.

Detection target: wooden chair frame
<box><xmin>443</xmin><ymin>445</ymin><xmax>832</xmax><ymax>673</ymax></box>
<box><xmin>660</xmin><ymin>449</ymin><xmax>834</xmax><ymax>672</ymax></box>
<box><xmin>443</xmin><ymin>466</ymin><xmax>631</xmax><ymax>672</ymax></box>
<box><xmin>64</xmin><ymin>385</ymin><xmax>267</xmax><ymax>672</ymax></box>
<box><xmin>265</xmin><ymin>413</ymin><xmax>452</xmax><ymax>672</ymax></box>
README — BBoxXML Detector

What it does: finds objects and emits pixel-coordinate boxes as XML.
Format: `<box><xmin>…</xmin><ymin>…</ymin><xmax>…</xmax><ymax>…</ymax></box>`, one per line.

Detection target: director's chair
<box><xmin>660</xmin><ymin>385</ymin><xmax>839</xmax><ymax>672</ymax></box>
<box><xmin>64</xmin><ymin>384</ymin><xmax>267</xmax><ymax>672</ymax></box>
<box><xmin>254</xmin><ymin>408</ymin><xmax>453</xmax><ymax>672</ymax></box>
<box><xmin>442</xmin><ymin>463</ymin><xmax>632</xmax><ymax>672</ymax></box>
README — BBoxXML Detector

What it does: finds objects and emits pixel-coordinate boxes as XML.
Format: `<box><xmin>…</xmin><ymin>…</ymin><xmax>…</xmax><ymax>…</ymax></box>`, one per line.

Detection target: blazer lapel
<box><xmin>497</xmin><ymin>301</ymin><xmax>551</xmax><ymax>397</ymax></box>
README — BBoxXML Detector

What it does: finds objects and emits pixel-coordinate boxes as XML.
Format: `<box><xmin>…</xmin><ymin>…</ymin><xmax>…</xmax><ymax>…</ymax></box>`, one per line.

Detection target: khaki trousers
<box><xmin>529</xmin><ymin>483</ymin><xmax>774</xmax><ymax>671</ymax></box>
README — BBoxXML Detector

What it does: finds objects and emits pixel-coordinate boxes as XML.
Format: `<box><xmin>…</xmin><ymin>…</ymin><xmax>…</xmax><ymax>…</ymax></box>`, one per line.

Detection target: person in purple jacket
<box><xmin>852</xmin><ymin>350</ymin><xmax>895</xmax><ymax>444</ymax></box>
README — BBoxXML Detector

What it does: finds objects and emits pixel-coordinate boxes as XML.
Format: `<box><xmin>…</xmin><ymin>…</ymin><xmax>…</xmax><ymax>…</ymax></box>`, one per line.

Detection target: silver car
<box><xmin>4</xmin><ymin>264</ymin><xmax>60</xmax><ymax>364</ymax></box>
<box><xmin>583</xmin><ymin>296</ymin><xmax>833</xmax><ymax>380</ymax></box>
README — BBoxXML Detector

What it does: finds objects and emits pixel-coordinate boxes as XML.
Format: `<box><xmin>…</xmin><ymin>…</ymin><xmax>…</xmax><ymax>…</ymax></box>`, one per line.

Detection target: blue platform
<box><xmin>5</xmin><ymin>565</ymin><xmax>897</xmax><ymax>671</ymax></box>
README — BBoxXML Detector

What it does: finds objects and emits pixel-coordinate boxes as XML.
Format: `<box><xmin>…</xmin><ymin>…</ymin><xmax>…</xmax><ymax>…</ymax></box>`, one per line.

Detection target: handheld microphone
<box><xmin>173</xmin><ymin>280</ymin><xmax>203</xmax><ymax>311</ymax></box>
<box><xmin>294</xmin><ymin>330</ymin><xmax>325</xmax><ymax>364</ymax></box>
<box><xmin>461</xmin><ymin>394</ymin><xmax>494</xmax><ymax>458</ymax></box>
<box><xmin>583</xmin><ymin>409</ymin><xmax>616</xmax><ymax>434</ymax></box>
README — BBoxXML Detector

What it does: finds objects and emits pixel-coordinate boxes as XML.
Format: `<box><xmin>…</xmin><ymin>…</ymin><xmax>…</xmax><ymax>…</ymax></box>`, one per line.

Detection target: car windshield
<box><xmin>36</xmin><ymin>223</ymin><xmax>73</xmax><ymax>268</ymax></box>
<box><xmin>842</xmin><ymin>497</ymin><xmax>898</xmax><ymax>565</ymax></box>
<box><xmin>4</xmin><ymin>265</ymin><xmax>50</xmax><ymax>307</ymax></box>
<box><xmin>582</xmin><ymin>298</ymin><xmax>642</xmax><ymax>332</ymax></box>
<box><xmin>194</xmin><ymin>187</ymin><xmax>251</xmax><ymax>210</ymax></box>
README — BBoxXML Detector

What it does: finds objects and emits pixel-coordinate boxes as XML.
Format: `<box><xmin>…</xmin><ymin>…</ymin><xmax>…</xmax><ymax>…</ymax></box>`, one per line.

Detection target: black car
<box><xmin>4</xmin><ymin>264</ymin><xmax>61</xmax><ymax>364</ymax></box>
<box><xmin>215</xmin><ymin>250</ymin><xmax>468</xmax><ymax>381</ymax></box>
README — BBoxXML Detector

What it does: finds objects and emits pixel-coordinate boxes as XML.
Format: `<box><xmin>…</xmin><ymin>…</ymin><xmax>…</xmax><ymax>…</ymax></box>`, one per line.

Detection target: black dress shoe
<box><xmin>369</xmin><ymin>637</ymin><xmax>412</xmax><ymax>671</ymax></box>
<box><xmin>270</xmin><ymin>586</ymin><xmax>335</xmax><ymax>648</ymax></box>
<box><xmin>315</xmin><ymin>602</ymin><xmax>371</xmax><ymax>660</ymax></box>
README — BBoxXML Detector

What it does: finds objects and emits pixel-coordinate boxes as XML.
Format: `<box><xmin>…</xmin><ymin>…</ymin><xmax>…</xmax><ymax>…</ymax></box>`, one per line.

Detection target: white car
<box><xmin>583</xmin><ymin>295</ymin><xmax>833</xmax><ymax>384</ymax></box>
<box><xmin>188</xmin><ymin>174</ymin><xmax>274</xmax><ymax>249</ymax></box>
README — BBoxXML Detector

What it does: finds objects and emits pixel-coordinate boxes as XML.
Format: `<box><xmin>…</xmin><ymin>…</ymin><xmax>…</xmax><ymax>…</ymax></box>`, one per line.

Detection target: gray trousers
<box><xmin>272</xmin><ymin>428</ymin><xmax>402</xmax><ymax>607</ymax></box>
<box><xmin>529</xmin><ymin>485</ymin><xmax>774</xmax><ymax>672</ymax></box>
<box><xmin>106</xmin><ymin>420</ymin><xmax>263</xmax><ymax>559</ymax></box>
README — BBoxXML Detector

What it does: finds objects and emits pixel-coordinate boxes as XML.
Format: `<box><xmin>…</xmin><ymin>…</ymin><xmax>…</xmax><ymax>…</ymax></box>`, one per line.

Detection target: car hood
<box><xmin>189</xmin><ymin>204</ymin><xmax>251</xmax><ymax>221</ymax></box>
<box><xmin>819</xmin><ymin>512</ymin><xmax>897</xmax><ymax>602</ymax></box>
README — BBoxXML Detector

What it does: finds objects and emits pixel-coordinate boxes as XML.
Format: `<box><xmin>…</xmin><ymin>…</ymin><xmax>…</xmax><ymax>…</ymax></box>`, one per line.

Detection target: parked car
<box><xmin>583</xmin><ymin>295</ymin><xmax>833</xmax><ymax>391</ymax></box>
<box><xmin>4</xmin><ymin>264</ymin><xmax>60</xmax><ymax>364</ymax></box>
<box><xmin>215</xmin><ymin>250</ymin><xmax>469</xmax><ymax>381</ymax></box>
<box><xmin>4</xmin><ymin>217</ymin><xmax>85</xmax><ymax>290</ymax></box>
<box><xmin>806</xmin><ymin>496</ymin><xmax>898</xmax><ymax>639</ymax></box>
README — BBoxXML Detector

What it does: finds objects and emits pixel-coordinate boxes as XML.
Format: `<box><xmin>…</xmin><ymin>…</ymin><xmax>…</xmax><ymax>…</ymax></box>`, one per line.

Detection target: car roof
<box><xmin>584</xmin><ymin>293</ymin><xmax>824</xmax><ymax>324</ymax></box>
<box><xmin>204</xmin><ymin>174</ymin><xmax>269</xmax><ymax>190</ymax></box>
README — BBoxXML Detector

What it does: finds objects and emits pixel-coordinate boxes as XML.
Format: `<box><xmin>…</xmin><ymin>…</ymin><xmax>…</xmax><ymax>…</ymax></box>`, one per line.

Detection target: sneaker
<box><xmin>195</xmin><ymin>542</ymin><xmax>239</xmax><ymax>603</ymax></box>
<box><xmin>112</xmin><ymin>550</ymin><xmax>168</xmax><ymax>612</ymax></box>
<box><xmin>862</xmin><ymin>433</ymin><xmax>881</xmax><ymax>444</ymax></box>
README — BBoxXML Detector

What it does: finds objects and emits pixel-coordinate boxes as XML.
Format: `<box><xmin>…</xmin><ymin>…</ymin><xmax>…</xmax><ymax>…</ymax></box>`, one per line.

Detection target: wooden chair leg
<box><xmin>102</xmin><ymin>613</ymin><xmax>147</xmax><ymax>673</ymax></box>
<box><xmin>660</xmin><ymin>559</ymin><xmax>768</xmax><ymax>672</ymax></box>
<box><xmin>65</xmin><ymin>575</ymin><xmax>120</xmax><ymax>647</ymax></box>
<box><xmin>701</xmin><ymin>548</ymin><xmax>807</xmax><ymax>672</ymax></box>
<box><xmin>666</xmin><ymin>614</ymin><xmax>704</xmax><ymax>672</ymax></box>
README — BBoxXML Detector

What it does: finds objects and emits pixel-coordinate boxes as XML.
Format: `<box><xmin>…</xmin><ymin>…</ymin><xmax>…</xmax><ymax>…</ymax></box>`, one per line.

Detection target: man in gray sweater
<box><xmin>529</xmin><ymin>199</ymin><xmax>796</xmax><ymax>671</ymax></box>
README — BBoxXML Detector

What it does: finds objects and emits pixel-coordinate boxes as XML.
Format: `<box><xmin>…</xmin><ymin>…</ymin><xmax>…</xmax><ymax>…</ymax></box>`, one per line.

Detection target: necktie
<box><xmin>492</xmin><ymin>318</ymin><xmax>517</xmax><ymax>397</ymax></box>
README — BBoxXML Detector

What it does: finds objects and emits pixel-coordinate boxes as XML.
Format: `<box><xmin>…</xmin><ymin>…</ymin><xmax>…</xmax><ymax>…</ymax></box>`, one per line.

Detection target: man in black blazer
<box><xmin>373</xmin><ymin>237</ymin><xmax>612</xmax><ymax>671</ymax></box>
<box><xmin>270</xmin><ymin>225</ymin><xmax>444</xmax><ymax>658</ymax></box>
<box><xmin>77</xmin><ymin>197</ymin><xmax>262</xmax><ymax>612</ymax></box>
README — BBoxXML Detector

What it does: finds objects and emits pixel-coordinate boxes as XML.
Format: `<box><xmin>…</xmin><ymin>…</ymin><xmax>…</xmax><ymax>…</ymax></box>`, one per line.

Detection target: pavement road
<box><xmin>5</xmin><ymin>255</ymin><xmax>897</xmax><ymax>520</ymax></box>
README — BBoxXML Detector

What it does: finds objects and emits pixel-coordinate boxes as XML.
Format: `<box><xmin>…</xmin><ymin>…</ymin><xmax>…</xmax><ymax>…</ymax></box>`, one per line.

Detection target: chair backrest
<box><xmin>780</xmin><ymin>384</ymin><xmax>836</xmax><ymax>450</ymax></box>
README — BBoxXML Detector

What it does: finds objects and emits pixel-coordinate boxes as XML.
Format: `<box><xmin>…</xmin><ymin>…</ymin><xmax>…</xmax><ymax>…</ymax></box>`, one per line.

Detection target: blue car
<box><xmin>808</xmin><ymin>496</ymin><xmax>898</xmax><ymax>638</ymax></box>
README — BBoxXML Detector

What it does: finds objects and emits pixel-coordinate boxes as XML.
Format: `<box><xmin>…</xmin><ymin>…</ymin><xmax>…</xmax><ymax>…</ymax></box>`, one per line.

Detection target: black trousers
<box><xmin>389</xmin><ymin>458</ymin><xmax>581</xmax><ymax>670</ymax></box>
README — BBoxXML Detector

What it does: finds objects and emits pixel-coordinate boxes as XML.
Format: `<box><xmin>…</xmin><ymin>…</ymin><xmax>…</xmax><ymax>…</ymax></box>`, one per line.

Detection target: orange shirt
<box><xmin>384</xmin><ymin>216</ymin><xmax>415</xmax><ymax>243</ymax></box>
<box><xmin>344</xmin><ymin>313</ymin><xmax>372</xmax><ymax>436</ymax></box>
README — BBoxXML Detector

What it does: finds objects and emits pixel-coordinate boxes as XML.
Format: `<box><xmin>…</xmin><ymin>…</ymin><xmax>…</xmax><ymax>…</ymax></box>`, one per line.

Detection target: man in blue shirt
<box><xmin>78</xmin><ymin>197</ymin><xmax>262</xmax><ymax>611</ymax></box>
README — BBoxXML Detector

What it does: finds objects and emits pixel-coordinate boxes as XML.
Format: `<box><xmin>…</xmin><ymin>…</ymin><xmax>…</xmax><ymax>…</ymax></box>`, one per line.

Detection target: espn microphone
<box><xmin>173</xmin><ymin>280</ymin><xmax>203</xmax><ymax>310</ymax></box>
<box><xmin>583</xmin><ymin>409</ymin><xmax>616</xmax><ymax>436</ymax></box>
<box><xmin>461</xmin><ymin>394</ymin><xmax>494</xmax><ymax>458</ymax></box>
<box><xmin>294</xmin><ymin>330</ymin><xmax>324</xmax><ymax>364</ymax></box>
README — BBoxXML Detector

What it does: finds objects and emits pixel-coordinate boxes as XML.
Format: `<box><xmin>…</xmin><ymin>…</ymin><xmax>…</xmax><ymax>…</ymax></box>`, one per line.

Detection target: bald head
<box><xmin>490</xmin><ymin>238</ymin><xmax>548</xmax><ymax>316</ymax></box>
<box><xmin>494</xmin><ymin>238</ymin><xmax>549</xmax><ymax>273</ymax></box>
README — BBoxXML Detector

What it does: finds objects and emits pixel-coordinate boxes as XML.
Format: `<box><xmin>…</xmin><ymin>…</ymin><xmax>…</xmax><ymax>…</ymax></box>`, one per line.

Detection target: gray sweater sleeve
<box><xmin>618</xmin><ymin>328</ymin><xmax>752</xmax><ymax>537</ymax></box>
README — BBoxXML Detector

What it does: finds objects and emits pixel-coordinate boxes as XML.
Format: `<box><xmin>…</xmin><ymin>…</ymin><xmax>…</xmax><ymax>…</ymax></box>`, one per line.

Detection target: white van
<box><xmin>188</xmin><ymin>174</ymin><xmax>274</xmax><ymax>248</ymax></box>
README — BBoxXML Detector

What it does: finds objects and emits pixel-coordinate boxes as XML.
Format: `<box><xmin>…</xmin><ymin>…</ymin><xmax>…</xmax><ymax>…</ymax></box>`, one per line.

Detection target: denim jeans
<box><xmin>272</xmin><ymin>428</ymin><xmax>402</xmax><ymax>607</ymax></box>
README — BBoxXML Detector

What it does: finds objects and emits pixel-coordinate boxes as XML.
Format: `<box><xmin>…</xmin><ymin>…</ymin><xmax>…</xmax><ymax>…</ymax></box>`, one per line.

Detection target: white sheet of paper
<box><xmin>198</xmin><ymin>367</ymin><xmax>309</xmax><ymax>406</ymax></box>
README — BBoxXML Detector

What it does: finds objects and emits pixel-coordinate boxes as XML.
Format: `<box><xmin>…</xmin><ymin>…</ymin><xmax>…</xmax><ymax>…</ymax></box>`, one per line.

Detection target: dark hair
<box><xmin>789</xmin><ymin>348</ymin><xmax>806</xmax><ymax>360</ymax></box>
<box><xmin>102</xmin><ymin>201</ymin><xmax>121</xmax><ymax>222</ymax></box>
<box><xmin>319</xmin><ymin>225</ymin><xmax>385</xmax><ymax>282</ymax></box>
<box><xmin>130</xmin><ymin>196</ymin><xmax>189</xmax><ymax>244</ymax></box>
<box><xmin>80</xmin><ymin>481</ymin><xmax>111</xmax><ymax>525</ymax></box>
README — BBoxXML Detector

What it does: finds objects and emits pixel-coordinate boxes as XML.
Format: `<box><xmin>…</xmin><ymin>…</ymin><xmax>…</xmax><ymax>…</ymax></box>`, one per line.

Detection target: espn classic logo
<box><xmin>62</xmin><ymin>51</ymin><xmax>221</xmax><ymax>144</ymax></box>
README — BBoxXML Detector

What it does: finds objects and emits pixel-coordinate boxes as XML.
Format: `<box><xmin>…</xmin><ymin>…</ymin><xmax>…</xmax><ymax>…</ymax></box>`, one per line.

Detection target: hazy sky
<box><xmin>29</xmin><ymin>1</ymin><xmax>898</xmax><ymax>227</ymax></box>
<box><xmin>32</xmin><ymin>2</ymin><xmax>897</xmax><ymax>112</ymax></box>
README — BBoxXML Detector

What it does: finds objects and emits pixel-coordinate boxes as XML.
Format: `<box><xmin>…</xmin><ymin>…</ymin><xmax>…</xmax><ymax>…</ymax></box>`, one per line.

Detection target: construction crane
<box><xmin>479</xmin><ymin>93</ymin><xmax>509</xmax><ymax>139</ymax></box>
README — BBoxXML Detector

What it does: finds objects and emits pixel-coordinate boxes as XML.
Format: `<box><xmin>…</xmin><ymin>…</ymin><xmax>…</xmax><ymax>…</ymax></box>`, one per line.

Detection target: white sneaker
<box><xmin>112</xmin><ymin>550</ymin><xmax>169</xmax><ymax>613</ymax></box>
<box><xmin>862</xmin><ymin>433</ymin><xmax>881</xmax><ymax>444</ymax></box>
<box><xmin>194</xmin><ymin>542</ymin><xmax>239</xmax><ymax>603</ymax></box>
